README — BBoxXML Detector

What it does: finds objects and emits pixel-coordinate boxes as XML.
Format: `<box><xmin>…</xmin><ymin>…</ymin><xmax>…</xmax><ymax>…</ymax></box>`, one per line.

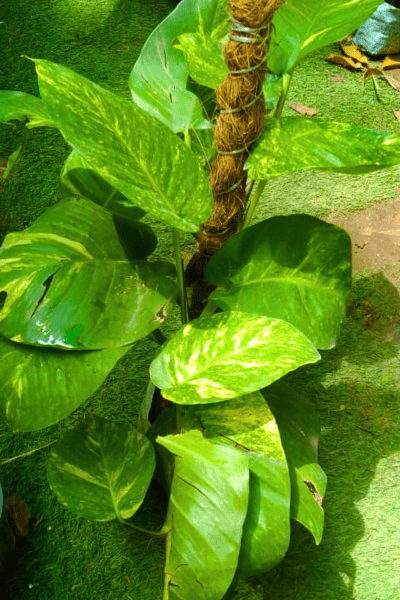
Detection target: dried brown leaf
<box><xmin>393</xmin><ymin>110</ymin><xmax>400</xmax><ymax>123</ymax></box>
<box><xmin>332</xmin><ymin>75</ymin><xmax>345</xmax><ymax>82</ymax></box>
<box><xmin>382</xmin><ymin>55</ymin><xmax>400</xmax><ymax>70</ymax></box>
<box><xmin>325</xmin><ymin>54</ymin><xmax>362</xmax><ymax>71</ymax></box>
<box><xmin>5</xmin><ymin>494</ymin><xmax>32</xmax><ymax>537</ymax></box>
<box><xmin>341</xmin><ymin>44</ymin><xmax>369</xmax><ymax>66</ymax></box>
<box><xmin>383</xmin><ymin>73</ymin><xmax>400</xmax><ymax>92</ymax></box>
<box><xmin>289</xmin><ymin>103</ymin><xmax>317</xmax><ymax>117</ymax></box>
<box><xmin>363</xmin><ymin>67</ymin><xmax>384</xmax><ymax>82</ymax></box>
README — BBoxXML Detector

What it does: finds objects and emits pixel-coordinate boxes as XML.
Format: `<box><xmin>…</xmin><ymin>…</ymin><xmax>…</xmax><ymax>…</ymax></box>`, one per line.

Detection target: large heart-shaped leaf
<box><xmin>206</xmin><ymin>215</ymin><xmax>352</xmax><ymax>350</ymax></box>
<box><xmin>157</xmin><ymin>430</ymin><xmax>249</xmax><ymax>599</ymax></box>
<box><xmin>0</xmin><ymin>198</ymin><xmax>178</xmax><ymax>350</ymax></box>
<box><xmin>128</xmin><ymin>0</ymin><xmax>227</xmax><ymax>134</ymax></box>
<box><xmin>0</xmin><ymin>337</ymin><xmax>131</xmax><ymax>432</ymax></box>
<box><xmin>183</xmin><ymin>392</ymin><xmax>291</xmax><ymax>576</ymax></box>
<box><xmin>245</xmin><ymin>118</ymin><xmax>400</xmax><ymax>180</ymax></box>
<box><xmin>47</xmin><ymin>416</ymin><xmax>155</xmax><ymax>521</ymax></box>
<box><xmin>31</xmin><ymin>58</ymin><xmax>213</xmax><ymax>232</ymax></box>
<box><xmin>60</xmin><ymin>150</ymin><xmax>146</xmax><ymax>221</ymax></box>
<box><xmin>269</xmin><ymin>0</ymin><xmax>382</xmax><ymax>75</ymax></box>
<box><xmin>262</xmin><ymin>381</ymin><xmax>327</xmax><ymax>543</ymax></box>
<box><xmin>0</xmin><ymin>91</ymin><xmax>55</xmax><ymax>128</ymax></box>
<box><xmin>150</xmin><ymin>311</ymin><xmax>320</xmax><ymax>404</ymax></box>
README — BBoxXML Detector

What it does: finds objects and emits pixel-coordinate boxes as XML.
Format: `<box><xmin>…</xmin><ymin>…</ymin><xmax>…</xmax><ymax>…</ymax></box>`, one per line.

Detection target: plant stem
<box><xmin>0</xmin><ymin>440</ymin><xmax>55</xmax><ymax>465</ymax></box>
<box><xmin>242</xmin><ymin>179</ymin><xmax>267</xmax><ymax>229</ymax></box>
<box><xmin>274</xmin><ymin>72</ymin><xmax>293</xmax><ymax>118</ymax></box>
<box><xmin>239</xmin><ymin>72</ymin><xmax>294</xmax><ymax>229</ymax></box>
<box><xmin>184</xmin><ymin>128</ymin><xmax>191</xmax><ymax>149</ymax></box>
<box><xmin>200</xmin><ymin>298</ymin><xmax>219</xmax><ymax>318</ymax></box>
<box><xmin>172</xmin><ymin>227</ymin><xmax>189</xmax><ymax>325</ymax></box>
<box><xmin>117</xmin><ymin>516</ymin><xmax>170</xmax><ymax>537</ymax></box>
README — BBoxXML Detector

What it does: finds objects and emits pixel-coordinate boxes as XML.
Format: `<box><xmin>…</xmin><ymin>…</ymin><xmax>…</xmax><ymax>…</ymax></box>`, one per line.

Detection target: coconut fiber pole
<box><xmin>186</xmin><ymin>0</ymin><xmax>282</xmax><ymax>318</ymax></box>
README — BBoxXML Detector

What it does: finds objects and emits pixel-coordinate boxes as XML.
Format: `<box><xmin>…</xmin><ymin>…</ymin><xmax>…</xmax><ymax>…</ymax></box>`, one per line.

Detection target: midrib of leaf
<box><xmin>219</xmin><ymin>275</ymin><xmax>340</xmax><ymax>295</ymax></box>
<box><xmin>167</xmin><ymin>324</ymin><xmax>311</xmax><ymax>388</ymax></box>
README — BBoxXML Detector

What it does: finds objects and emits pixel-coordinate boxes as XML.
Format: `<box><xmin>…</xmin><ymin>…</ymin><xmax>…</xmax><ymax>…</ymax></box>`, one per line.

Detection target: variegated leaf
<box><xmin>0</xmin><ymin>337</ymin><xmax>131</xmax><ymax>432</ymax></box>
<box><xmin>47</xmin><ymin>416</ymin><xmax>155</xmax><ymax>521</ymax></box>
<box><xmin>0</xmin><ymin>198</ymin><xmax>178</xmax><ymax>350</ymax></box>
<box><xmin>0</xmin><ymin>90</ymin><xmax>55</xmax><ymax>128</ymax></box>
<box><xmin>128</xmin><ymin>0</ymin><xmax>227</xmax><ymax>133</ymax></box>
<box><xmin>157</xmin><ymin>430</ymin><xmax>249</xmax><ymax>599</ymax></box>
<box><xmin>206</xmin><ymin>214</ymin><xmax>352</xmax><ymax>350</ymax></box>
<box><xmin>269</xmin><ymin>0</ymin><xmax>382</xmax><ymax>75</ymax></box>
<box><xmin>31</xmin><ymin>58</ymin><xmax>213</xmax><ymax>232</ymax></box>
<box><xmin>59</xmin><ymin>150</ymin><xmax>146</xmax><ymax>221</ymax></box>
<box><xmin>263</xmin><ymin>381</ymin><xmax>327</xmax><ymax>543</ymax></box>
<box><xmin>150</xmin><ymin>311</ymin><xmax>320</xmax><ymax>404</ymax></box>
<box><xmin>245</xmin><ymin>118</ymin><xmax>400</xmax><ymax>180</ymax></box>
<box><xmin>183</xmin><ymin>392</ymin><xmax>291</xmax><ymax>576</ymax></box>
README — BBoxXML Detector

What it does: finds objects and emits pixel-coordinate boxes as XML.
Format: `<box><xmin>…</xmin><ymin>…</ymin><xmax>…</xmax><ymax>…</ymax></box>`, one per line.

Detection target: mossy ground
<box><xmin>1</xmin><ymin>1</ymin><xmax>400</xmax><ymax>599</ymax></box>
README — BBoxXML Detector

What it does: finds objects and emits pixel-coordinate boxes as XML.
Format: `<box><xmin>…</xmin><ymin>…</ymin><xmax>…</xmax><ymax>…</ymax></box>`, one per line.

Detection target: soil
<box><xmin>327</xmin><ymin>195</ymin><xmax>400</xmax><ymax>287</ymax></box>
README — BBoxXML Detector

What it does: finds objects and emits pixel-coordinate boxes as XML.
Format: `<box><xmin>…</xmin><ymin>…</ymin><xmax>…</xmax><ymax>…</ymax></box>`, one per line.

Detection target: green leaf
<box><xmin>47</xmin><ymin>416</ymin><xmax>155</xmax><ymax>521</ymax></box>
<box><xmin>60</xmin><ymin>150</ymin><xmax>146</xmax><ymax>221</ymax></box>
<box><xmin>263</xmin><ymin>73</ymin><xmax>284</xmax><ymax>110</ymax></box>
<box><xmin>183</xmin><ymin>392</ymin><xmax>291</xmax><ymax>577</ymax></box>
<box><xmin>0</xmin><ymin>337</ymin><xmax>131</xmax><ymax>432</ymax></box>
<box><xmin>0</xmin><ymin>198</ymin><xmax>178</xmax><ymax>350</ymax></box>
<box><xmin>157</xmin><ymin>429</ymin><xmax>249</xmax><ymax>599</ymax></box>
<box><xmin>206</xmin><ymin>215</ymin><xmax>352</xmax><ymax>350</ymax></box>
<box><xmin>31</xmin><ymin>58</ymin><xmax>213</xmax><ymax>232</ymax></box>
<box><xmin>188</xmin><ymin>126</ymin><xmax>216</xmax><ymax>173</ymax></box>
<box><xmin>186</xmin><ymin>77</ymin><xmax>217</xmax><ymax>124</ymax></box>
<box><xmin>128</xmin><ymin>0</ymin><xmax>227</xmax><ymax>133</ymax></box>
<box><xmin>0</xmin><ymin>90</ymin><xmax>55</xmax><ymax>128</ymax></box>
<box><xmin>3</xmin><ymin>145</ymin><xmax>23</xmax><ymax>180</ymax></box>
<box><xmin>245</xmin><ymin>118</ymin><xmax>400</xmax><ymax>180</ymax></box>
<box><xmin>150</xmin><ymin>311</ymin><xmax>320</xmax><ymax>404</ymax></box>
<box><xmin>173</xmin><ymin>33</ymin><xmax>228</xmax><ymax>91</ymax></box>
<box><xmin>269</xmin><ymin>0</ymin><xmax>382</xmax><ymax>75</ymax></box>
<box><xmin>262</xmin><ymin>381</ymin><xmax>327</xmax><ymax>544</ymax></box>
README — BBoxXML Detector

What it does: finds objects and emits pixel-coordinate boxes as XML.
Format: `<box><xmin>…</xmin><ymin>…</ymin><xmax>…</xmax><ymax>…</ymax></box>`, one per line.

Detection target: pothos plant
<box><xmin>0</xmin><ymin>0</ymin><xmax>399</xmax><ymax>598</ymax></box>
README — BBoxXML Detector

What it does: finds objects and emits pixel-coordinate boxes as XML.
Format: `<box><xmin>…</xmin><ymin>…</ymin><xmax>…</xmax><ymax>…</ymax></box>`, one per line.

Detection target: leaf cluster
<box><xmin>0</xmin><ymin>1</ymin><xmax>395</xmax><ymax>598</ymax></box>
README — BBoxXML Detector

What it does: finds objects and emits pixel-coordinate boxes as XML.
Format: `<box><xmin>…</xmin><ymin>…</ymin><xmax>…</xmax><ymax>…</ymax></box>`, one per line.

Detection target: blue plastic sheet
<box><xmin>353</xmin><ymin>2</ymin><xmax>400</xmax><ymax>55</ymax></box>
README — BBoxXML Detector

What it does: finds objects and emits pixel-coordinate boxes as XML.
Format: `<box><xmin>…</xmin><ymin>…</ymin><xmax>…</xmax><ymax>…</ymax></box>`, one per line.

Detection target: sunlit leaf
<box><xmin>183</xmin><ymin>392</ymin><xmax>291</xmax><ymax>576</ymax></box>
<box><xmin>158</xmin><ymin>430</ymin><xmax>249</xmax><ymax>599</ymax></box>
<box><xmin>0</xmin><ymin>198</ymin><xmax>178</xmax><ymax>350</ymax></box>
<box><xmin>245</xmin><ymin>117</ymin><xmax>400</xmax><ymax>179</ymax></box>
<box><xmin>206</xmin><ymin>214</ymin><xmax>352</xmax><ymax>350</ymax></box>
<box><xmin>270</xmin><ymin>0</ymin><xmax>381</xmax><ymax>75</ymax></box>
<box><xmin>31</xmin><ymin>58</ymin><xmax>213</xmax><ymax>232</ymax></box>
<box><xmin>129</xmin><ymin>0</ymin><xmax>228</xmax><ymax>133</ymax></box>
<box><xmin>150</xmin><ymin>311</ymin><xmax>320</xmax><ymax>404</ymax></box>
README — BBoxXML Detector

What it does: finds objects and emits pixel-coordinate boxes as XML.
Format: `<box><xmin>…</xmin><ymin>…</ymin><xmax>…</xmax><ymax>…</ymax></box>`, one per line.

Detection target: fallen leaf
<box><xmin>393</xmin><ymin>110</ymin><xmax>400</xmax><ymax>122</ymax></box>
<box><xmin>325</xmin><ymin>54</ymin><xmax>362</xmax><ymax>71</ymax></box>
<box><xmin>5</xmin><ymin>494</ymin><xmax>32</xmax><ymax>537</ymax></box>
<box><xmin>382</xmin><ymin>55</ymin><xmax>400</xmax><ymax>70</ymax></box>
<box><xmin>332</xmin><ymin>75</ymin><xmax>345</xmax><ymax>82</ymax></box>
<box><xmin>383</xmin><ymin>73</ymin><xmax>400</xmax><ymax>92</ymax></box>
<box><xmin>363</xmin><ymin>67</ymin><xmax>384</xmax><ymax>83</ymax></box>
<box><xmin>290</xmin><ymin>102</ymin><xmax>317</xmax><ymax>116</ymax></box>
<box><xmin>341</xmin><ymin>44</ymin><xmax>369</xmax><ymax>66</ymax></box>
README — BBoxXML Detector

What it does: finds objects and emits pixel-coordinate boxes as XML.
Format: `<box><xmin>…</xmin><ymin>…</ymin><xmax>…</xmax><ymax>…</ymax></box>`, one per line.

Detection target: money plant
<box><xmin>0</xmin><ymin>0</ymin><xmax>398</xmax><ymax>598</ymax></box>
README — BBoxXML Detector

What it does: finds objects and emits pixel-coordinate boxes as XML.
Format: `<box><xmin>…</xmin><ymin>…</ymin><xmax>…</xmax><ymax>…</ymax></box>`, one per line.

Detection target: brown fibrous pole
<box><xmin>185</xmin><ymin>0</ymin><xmax>283</xmax><ymax>318</ymax></box>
